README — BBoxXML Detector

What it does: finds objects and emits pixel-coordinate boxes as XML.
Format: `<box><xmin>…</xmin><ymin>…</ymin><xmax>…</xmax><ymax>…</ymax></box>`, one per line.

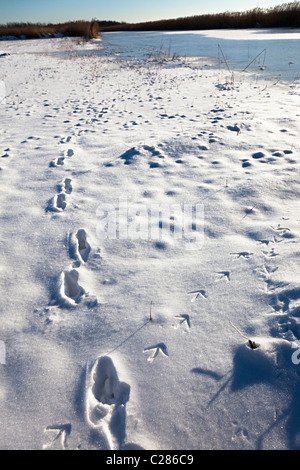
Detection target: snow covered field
<box><xmin>0</xmin><ymin>31</ymin><xmax>300</xmax><ymax>450</ymax></box>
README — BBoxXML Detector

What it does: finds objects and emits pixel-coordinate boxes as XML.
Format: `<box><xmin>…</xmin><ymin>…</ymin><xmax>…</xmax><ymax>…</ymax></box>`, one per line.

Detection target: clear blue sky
<box><xmin>0</xmin><ymin>0</ymin><xmax>283</xmax><ymax>24</ymax></box>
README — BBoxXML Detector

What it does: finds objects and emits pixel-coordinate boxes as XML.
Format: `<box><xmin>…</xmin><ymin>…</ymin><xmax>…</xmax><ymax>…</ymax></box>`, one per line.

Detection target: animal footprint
<box><xmin>174</xmin><ymin>314</ymin><xmax>191</xmax><ymax>329</ymax></box>
<box><xmin>60</xmin><ymin>135</ymin><xmax>72</xmax><ymax>144</ymax></box>
<box><xmin>262</xmin><ymin>247</ymin><xmax>279</xmax><ymax>258</ymax></box>
<box><xmin>227</xmin><ymin>124</ymin><xmax>240</xmax><ymax>133</ymax></box>
<box><xmin>270</xmin><ymin>223</ymin><xmax>293</xmax><ymax>240</ymax></box>
<box><xmin>257</xmin><ymin>237</ymin><xmax>283</xmax><ymax>246</ymax></box>
<box><xmin>1</xmin><ymin>148</ymin><xmax>10</xmax><ymax>158</ymax></box>
<box><xmin>143</xmin><ymin>343</ymin><xmax>169</xmax><ymax>363</ymax></box>
<box><xmin>215</xmin><ymin>271</ymin><xmax>231</xmax><ymax>282</ymax></box>
<box><xmin>43</xmin><ymin>424</ymin><xmax>71</xmax><ymax>450</ymax></box>
<box><xmin>119</xmin><ymin>147</ymin><xmax>140</xmax><ymax>165</ymax></box>
<box><xmin>76</xmin><ymin>229</ymin><xmax>90</xmax><ymax>263</ymax></box>
<box><xmin>56</xmin><ymin>193</ymin><xmax>66</xmax><ymax>210</ymax></box>
<box><xmin>231</xmin><ymin>421</ymin><xmax>249</xmax><ymax>442</ymax></box>
<box><xmin>257</xmin><ymin>264</ymin><xmax>278</xmax><ymax>278</ymax></box>
<box><xmin>47</xmin><ymin>177</ymin><xmax>72</xmax><ymax>213</ymax></box>
<box><xmin>143</xmin><ymin>144</ymin><xmax>165</xmax><ymax>168</ymax></box>
<box><xmin>58</xmin><ymin>178</ymin><xmax>72</xmax><ymax>194</ymax></box>
<box><xmin>230</xmin><ymin>252</ymin><xmax>253</xmax><ymax>260</ymax></box>
<box><xmin>46</xmin><ymin>193</ymin><xmax>66</xmax><ymax>212</ymax></box>
<box><xmin>86</xmin><ymin>356</ymin><xmax>130</xmax><ymax>450</ymax></box>
<box><xmin>187</xmin><ymin>289</ymin><xmax>207</xmax><ymax>302</ymax></box>
<box><xmin>66</xmin><ymin>148</ymin><xmax>74</xmax><ymax>157</ymax></box>
<box><xmin>57</xmin><ymin>269</ymin><xmax>85</xmax><ymax>307</ymax></box>
<box><xmin>49</xmin><ymin>156</ymin><xmax>65</xmax><ymax>167</ymax></box>
<box><xmin>70</xmin><ymin>229</ymin><xmax>91</xmax><ymax>264</ymax></box>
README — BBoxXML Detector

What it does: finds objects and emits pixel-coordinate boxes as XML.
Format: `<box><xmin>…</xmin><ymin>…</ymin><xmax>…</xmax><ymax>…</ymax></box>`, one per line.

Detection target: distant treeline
<box><xmin>0</xmin><ymin>19</ymin><xmax>102</xmax><ymax>39</ymax></box>
<box><xmin>101</xmin><ymin>2</ymin><xmax>300</xmax><ymax>31</ymax></box>
<box><xmin>1</xmin><ymin>2</ymin><xmax>299</xmax><ymax>40</ymax></box>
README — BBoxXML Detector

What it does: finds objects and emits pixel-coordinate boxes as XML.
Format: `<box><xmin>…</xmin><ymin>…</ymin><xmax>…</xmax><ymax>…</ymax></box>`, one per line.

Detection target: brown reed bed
<box><xmin>0</xmin><ymin>20</ymin><xmax>101</xmax><ymax>40</ymax></box>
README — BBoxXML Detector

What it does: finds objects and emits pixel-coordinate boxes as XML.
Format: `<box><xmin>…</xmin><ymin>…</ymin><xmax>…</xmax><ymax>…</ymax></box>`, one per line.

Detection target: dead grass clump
<box><xmin>59</xmin><ymin>20</ymin><xmax>100</xmax><ymax>40</ymax></box>
<box><xmin>87</xmin><ymin>19</ymin><xmax>101</xmax><ymax>40</ymax></box>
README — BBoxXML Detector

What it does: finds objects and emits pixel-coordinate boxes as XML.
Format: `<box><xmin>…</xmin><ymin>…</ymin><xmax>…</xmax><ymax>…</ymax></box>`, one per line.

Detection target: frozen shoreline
<box><xmin>0</xmin><ymin>35</ymin><xmax>300</xmax><ymax>450</ymax></box>
<box><xmin>100</xmin><ymin>28</ymin><xmax>300</xmax><ymax>83</ymax></box>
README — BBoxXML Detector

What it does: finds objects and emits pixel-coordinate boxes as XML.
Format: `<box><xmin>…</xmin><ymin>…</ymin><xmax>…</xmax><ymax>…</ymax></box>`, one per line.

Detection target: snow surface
<box><xmin>0</xmin><ymin>34</ymin><xmax>300</xmax><ymax>450</ymax></box>
<box><xmin>164</xmin><ymin>27</ymin><xmax>300</xmax><ymax>40</ymax></box>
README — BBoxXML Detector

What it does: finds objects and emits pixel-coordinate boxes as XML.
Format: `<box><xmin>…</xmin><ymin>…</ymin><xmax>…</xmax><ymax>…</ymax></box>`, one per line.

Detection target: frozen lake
<box><xmin>101</xmin><ymin>28</ymin><xmax>300</xmax><ymax>82</ymax></box>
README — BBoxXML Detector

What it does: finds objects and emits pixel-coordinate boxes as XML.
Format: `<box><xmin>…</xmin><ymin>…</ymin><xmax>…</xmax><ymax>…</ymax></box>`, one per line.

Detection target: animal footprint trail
<box><xmin>47</xmin><ymin>178</ymin><xmax>72</xmax><ymax>212</ymax></box>
<box><xmin>1</xmin><ymin>148</ymin><xmax>10</xmax><ymax>159</ymax></box>
<box><xmin>49</xmin><ymin>147</ymin><xmax>74</xmax><ymax>168</ymax></box>
<box><xmin>266</xmin><ymin>286</ymin><xmax>300</xmax><ymax>340</ymax></box>
<box><xmin>49</xmin><ymin>228</ymin><xmax>97</xmax><ymax>309</ymax></box>
<box><xmin>252</xmin><ymin>222</ymin><xmax>300</xmax><ymax>340</ymax></box>
<box><xmin>86</xmin><ymin>356</ymin><xmax>130</xmax><ymax>450</ymax></box>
